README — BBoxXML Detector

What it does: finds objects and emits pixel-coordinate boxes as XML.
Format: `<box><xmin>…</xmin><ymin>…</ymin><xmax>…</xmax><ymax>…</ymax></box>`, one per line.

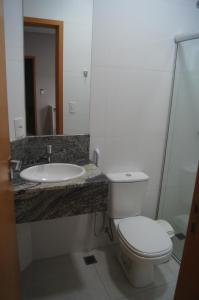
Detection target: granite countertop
<box><xmin>12</xmin><ymin>162</ymin><xmax>109</xmax><ymax>193</ymax></box>
<box><xmin>13</xmin><ymin>162</ymin><xmax>110</xmax><ymax>223</ymax></box>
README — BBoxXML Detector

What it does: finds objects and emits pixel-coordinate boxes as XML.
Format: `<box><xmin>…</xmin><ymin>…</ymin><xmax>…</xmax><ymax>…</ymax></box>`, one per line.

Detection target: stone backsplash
<box><xmin>11</xmin><ymin>135</ymin><xmax>90</xmax><ymax>168</ymax></box>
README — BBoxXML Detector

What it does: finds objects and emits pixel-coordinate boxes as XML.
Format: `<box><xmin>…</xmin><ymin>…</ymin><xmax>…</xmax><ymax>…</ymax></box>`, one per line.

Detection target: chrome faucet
<box><xmin>47</xmin><ymin>145</ymin><xmax>52</xmax><ymax>163</ymax></box>
<box><xmin>9</xmin><ymin>159</ymin><xmax>22</xmax><ymax>180</ymax></box>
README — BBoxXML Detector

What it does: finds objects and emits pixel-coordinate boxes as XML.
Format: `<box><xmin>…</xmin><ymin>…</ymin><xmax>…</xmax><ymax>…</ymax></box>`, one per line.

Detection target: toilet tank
<box><xmin>106</xmin><ymin>172</ymin><xmax>149</xmax><ymax>219</ymax></box>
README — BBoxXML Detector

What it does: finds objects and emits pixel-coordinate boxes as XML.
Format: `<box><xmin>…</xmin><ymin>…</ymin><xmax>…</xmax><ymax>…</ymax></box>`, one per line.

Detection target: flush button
<box><xmin>126</xmin><ymin>173</ymin><xmax>132</xmax><ymax>177</ymax></box>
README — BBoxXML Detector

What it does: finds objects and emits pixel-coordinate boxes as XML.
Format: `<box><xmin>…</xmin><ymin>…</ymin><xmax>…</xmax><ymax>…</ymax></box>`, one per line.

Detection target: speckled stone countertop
<box><xmin>11</xmin><ymin>135</ymin><xmax>109</xmax><ymax>224</ymax></box>
<box><xmin>13</xmin><ymin>162</ymin><xmax>109</xmax><ymax>224</ymax></box>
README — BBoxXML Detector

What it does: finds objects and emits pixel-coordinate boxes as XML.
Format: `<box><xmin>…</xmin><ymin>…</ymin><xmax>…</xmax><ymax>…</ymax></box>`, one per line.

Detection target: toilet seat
<box><xmin>117</xmin><ymin>216</ymin><xmax>172</xmax><ymax>258</ymax></box>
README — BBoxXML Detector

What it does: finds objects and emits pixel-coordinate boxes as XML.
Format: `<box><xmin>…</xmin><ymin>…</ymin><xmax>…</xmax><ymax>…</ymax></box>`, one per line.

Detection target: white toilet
<box><xmin>106</xmin><ymin>171</ymin><xmax>173</xmax><ymax>288</ymax></box>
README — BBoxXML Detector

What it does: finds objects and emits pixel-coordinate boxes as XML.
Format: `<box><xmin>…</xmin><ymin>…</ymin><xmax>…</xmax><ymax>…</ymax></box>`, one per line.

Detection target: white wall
<box><xmin>90</xmin><ymin>0</ymin><xmax>199</xmax><ymax>219</ymax></box>
<box><xmin>24</xmin><ymin>31</ymin><xmax>56</xmax><ymax>135</ymax></box>
<box><xmin>4</xmin><ymin>0</ymin><xmax>26</xmax><ymax>141</ymax></box>
<box><xmin>23</xmin><ymin>0</ymin><xmax>93</xmax><ymax>135</ymax></box>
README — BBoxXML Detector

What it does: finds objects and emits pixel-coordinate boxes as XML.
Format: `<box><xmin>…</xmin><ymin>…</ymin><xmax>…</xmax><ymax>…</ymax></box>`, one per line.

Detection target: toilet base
<box><xmin>117</xmin><ymin>246</ymin><xmax>154</xmax><ymax>287</ymax></box>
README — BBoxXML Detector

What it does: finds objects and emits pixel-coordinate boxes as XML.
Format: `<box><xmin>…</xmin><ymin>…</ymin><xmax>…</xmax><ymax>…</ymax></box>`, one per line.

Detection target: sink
<box><xmin>20</xmin><ymin>163</ymin><xmax>85</xmax><ymax>183</ymax></box>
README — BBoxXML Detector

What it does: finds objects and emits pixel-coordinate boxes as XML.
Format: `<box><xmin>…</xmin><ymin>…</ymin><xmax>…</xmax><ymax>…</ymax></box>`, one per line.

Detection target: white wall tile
<box><xmin>3</xmin><ymin>0</ymin><xmax>23</xmax><ymax>50</ymax></box>
<box><xmin>24</xmin><ymin>0</ymin><xmax>93</xmax><ymax>26</ymax></box>
<box><xmin>63</xmin><ymin>69</ymin><xmax>91</xmax><ymax>134</ymax></box>
<box><xmin>92</xmin><ymin>0</ymin><xmax>199</xmax><ymax>68</ymax></box>
<box><xmin>62</xmin><ymin>0</ymin><xmax>93</xmax><ymax>26</ymax></box>
<box><xmin>64</xmin><ymin>23</ymin><xmax>92</xmax><ymax>72</ymax></box>
<box><xmin>99</xmin><ymin>133</ymin><xmax>165</xmax><ymax>191</ymax></box>
<box><xmin>64</xmin><ymin>113</ymin><xmax>90</xmax><ymax>135</ymax></box>
<box><xmin>6</xmin><ymin>60</ymin><xmax>26</xmax><ymax>140</ymax></box>
<box><xmin>93</xmin><ymin>38</ymin><xmax>176</xmax><ymax>72</ymax></box>
<box><xmin>104</xmin><ymin>69</ymin><xmax>172</xmax><ymax>138</ymax></box>
<box><xmin>4</xmin><ymin>0</ymin><xmax>26</xmax><ymax>140</ymax></box>
<box><xmin>64</xmin><ymin>71</ymin><xmax>91</xmax><ymax>105</ymax></box>
<box><xmin>89</xmin><ymin>67</ymin><xmax>111</xmax><ymax>137</ymax></box>
<box><xmin>90</xmin><ymin>0</ymin><xmax>199</xmax><ymax>219</ymax></box>
<box><xmin>142</xmin><ymin>189</ymin><xmax>160</xmax><ymax>219</ymax></box>
<box><xmin>23</xmin><ymin>0</ymin><xmax>65</xmax><ymax>20</ymax></box>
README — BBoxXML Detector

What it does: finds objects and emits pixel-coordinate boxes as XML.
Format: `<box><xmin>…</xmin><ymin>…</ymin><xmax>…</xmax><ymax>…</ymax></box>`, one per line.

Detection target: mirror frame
<box><xmin>24</xmin><ymin>17</ymin><xmax>64</xmax><ymax>134</ymax></box>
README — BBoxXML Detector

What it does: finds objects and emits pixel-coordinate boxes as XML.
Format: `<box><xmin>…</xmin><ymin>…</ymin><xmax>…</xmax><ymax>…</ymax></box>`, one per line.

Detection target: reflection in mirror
<box><xmin>23</xmin><ymin>0</ymin><xmax>93</xmax><ymax>136</ymax></box>
<box><xmin>24</xmin><ymin>26</ymin><xmax>56</xmax><ymax>135</ymax></box>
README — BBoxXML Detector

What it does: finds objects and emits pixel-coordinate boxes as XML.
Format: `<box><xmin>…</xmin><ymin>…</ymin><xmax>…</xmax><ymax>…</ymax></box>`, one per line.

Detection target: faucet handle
<box><xmin>47</xmin><ymin>145</ymin><xmax>52</xmax><ymax>154</ymax></box>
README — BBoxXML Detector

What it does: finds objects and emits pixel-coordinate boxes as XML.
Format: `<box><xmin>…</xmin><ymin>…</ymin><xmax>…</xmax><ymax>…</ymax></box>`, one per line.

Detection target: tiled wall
<box><xmin>90</xmin><ymin>0</ymin><xmax>199</xmax><ymax>219</ymax></box>
<box><xmin>4</xmin><ymin>0</ymin><xmax>26</xmax><ymax>140</ymax></box>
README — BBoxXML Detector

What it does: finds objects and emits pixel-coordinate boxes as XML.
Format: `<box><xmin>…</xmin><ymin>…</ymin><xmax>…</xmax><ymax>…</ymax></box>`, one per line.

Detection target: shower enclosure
<box><xmin>158</xmin><ymin>35</ymin><xmax>199</xmax><ymax>261</ymax></box>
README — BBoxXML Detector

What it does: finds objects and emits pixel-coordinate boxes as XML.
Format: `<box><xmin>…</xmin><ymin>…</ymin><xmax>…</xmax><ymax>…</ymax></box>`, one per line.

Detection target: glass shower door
<box><xmin>158</xmin><ymin>38</ymin><xmax>199</xmax><ymax>261</ymax></box>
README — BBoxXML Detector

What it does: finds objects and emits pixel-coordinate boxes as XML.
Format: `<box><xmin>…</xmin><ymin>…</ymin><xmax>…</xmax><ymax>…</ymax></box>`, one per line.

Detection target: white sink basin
<box><xmin>20</xmin><ymin>163</ymin><xmax>85</xmax><ymax>183</ymax></box>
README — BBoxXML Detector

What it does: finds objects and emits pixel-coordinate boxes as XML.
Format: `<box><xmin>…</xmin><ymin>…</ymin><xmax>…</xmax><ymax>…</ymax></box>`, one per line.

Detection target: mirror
<box><xmin>23</xmin><ymin>0</ymin><xmax>93</xmax><ymax>136</ymax></box>
<box><xmin>24</xmin><ymin>19</ymin><xmax>63</xmax><ymax>135</ymax></box>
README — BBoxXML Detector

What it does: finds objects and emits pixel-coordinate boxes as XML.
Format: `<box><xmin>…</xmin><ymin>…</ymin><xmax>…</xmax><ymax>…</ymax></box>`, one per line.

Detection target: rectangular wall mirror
<box><xmin>24</xmin><ymin>17</ymin><xmax>63</xmax><ymax>135</ymax></box>
<box><xmin>23</xmin><ymin>0</ymin><xmax>93</xmax><ymax>136</ymax></box>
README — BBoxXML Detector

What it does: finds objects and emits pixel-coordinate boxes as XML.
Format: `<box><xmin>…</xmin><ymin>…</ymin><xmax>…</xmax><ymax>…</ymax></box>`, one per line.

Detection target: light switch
<box><xmin>69</xmin><ymin>101</ymin><xmax>77</xmax><ymax>114</ymax></box>
<box><xmin>14</xmin><ymin>117</ymin><xmax>25</xmax><ymax>139</ymax></box>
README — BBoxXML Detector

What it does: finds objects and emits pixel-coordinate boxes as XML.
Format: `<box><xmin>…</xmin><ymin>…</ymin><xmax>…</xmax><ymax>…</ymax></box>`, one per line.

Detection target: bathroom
<box><xmin>0</xmin><ymin>0</ymin><xmax>199</xmax><ymax>299</ymax></box>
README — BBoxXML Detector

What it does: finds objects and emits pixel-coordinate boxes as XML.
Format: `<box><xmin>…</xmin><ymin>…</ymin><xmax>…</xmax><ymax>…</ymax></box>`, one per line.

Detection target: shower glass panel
<box><xmin>158</xmin><ymin>38</ymin><xmax>199</xmax><ymax>261</ymax></box>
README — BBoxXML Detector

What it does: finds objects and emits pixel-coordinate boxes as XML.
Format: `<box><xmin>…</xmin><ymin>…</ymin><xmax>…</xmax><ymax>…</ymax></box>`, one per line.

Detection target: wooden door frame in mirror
<box><xmin>24</xmin><ymin>17</ymin><xmax>64</xmax><ymax>134</ymax></box>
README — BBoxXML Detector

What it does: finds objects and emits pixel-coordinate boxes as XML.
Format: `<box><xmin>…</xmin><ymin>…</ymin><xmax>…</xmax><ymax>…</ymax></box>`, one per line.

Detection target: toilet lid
<box><xmin>118</xmin><ymin>216</ymin><xmax>172</xmax><ymax>258</ymax></box>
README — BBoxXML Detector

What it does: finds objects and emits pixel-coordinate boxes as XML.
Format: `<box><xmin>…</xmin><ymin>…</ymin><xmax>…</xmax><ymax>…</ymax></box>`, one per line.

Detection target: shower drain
<box><xmin>175</xmin><ymin>233</ymin><xmax>186</xmax><ymax>240</ymax></box>
<box><xmin>83</xmin><ymin>255</ymin><xmax>97</xmax><ymax>265</ymax></box>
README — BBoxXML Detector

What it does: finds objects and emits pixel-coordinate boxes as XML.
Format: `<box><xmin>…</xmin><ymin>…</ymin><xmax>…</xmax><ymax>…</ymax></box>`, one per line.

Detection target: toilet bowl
<box><xmin>113</xmin><ymin>216</ymin><xmax>173</xmax><ymax>287</ymax></box>
<box><xmin>106</xmin><ymin>171</ymin><xmax>173</xmax><ymax>287</ymax></box>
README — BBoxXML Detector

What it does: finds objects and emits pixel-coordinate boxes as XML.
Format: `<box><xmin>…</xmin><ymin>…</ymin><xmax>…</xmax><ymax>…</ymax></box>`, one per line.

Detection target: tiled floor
<box><xmin>22</xmin><ymin>245</ymin><xmax>179</xmax><ymax>300</ymax></box>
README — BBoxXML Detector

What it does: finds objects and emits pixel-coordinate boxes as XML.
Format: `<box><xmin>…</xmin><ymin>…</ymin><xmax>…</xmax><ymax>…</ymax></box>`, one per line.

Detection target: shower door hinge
<box><xmin>191</xmin><ymin>204</ymin><xmax>199</xmax><ymax>234</ymax></box>
<box><xmin>191</xmin><ymin>222</ymin><xmax>197</xmax><ymax>234</ymax></box>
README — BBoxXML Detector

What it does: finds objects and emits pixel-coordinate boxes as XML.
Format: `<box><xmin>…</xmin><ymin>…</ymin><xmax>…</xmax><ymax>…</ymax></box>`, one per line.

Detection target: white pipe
<box><xmin>93</xmin><ymin>148</ymin><xmax>100</xmax><ymax>166</ymax></box>
<box><xmin>175</xmin><ymin>33</ymin><xmax>199</xmax><ymax>43</ymax></box>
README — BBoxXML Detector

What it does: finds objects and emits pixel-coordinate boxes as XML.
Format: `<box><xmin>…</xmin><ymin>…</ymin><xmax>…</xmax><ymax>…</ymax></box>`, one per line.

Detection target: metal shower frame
<box><xmin>156</xmin><ymin>32</ymin><xmax>199</xmax><ymax>221</ymax></box>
